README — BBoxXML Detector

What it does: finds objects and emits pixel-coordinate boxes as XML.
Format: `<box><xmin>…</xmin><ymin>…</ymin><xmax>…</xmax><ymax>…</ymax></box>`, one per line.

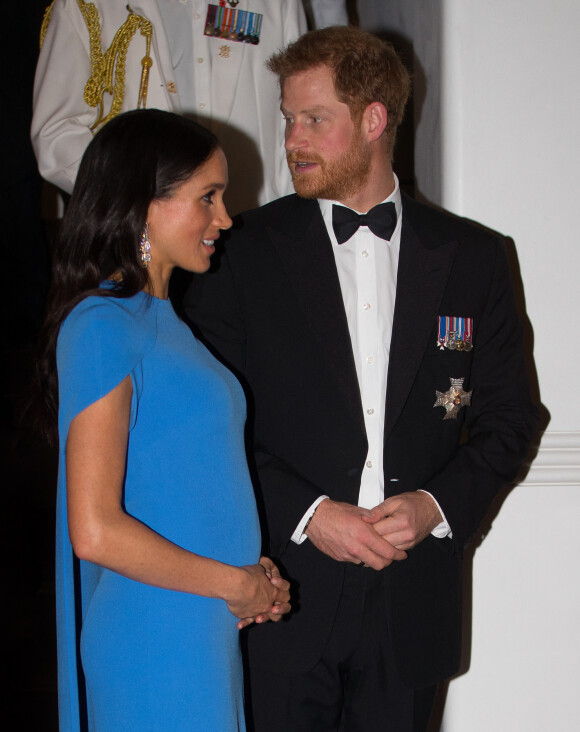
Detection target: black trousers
<box><xmin>246</xmin><ymin>564</ymin><xmax>436</xmax><ymax>732</ymax></box>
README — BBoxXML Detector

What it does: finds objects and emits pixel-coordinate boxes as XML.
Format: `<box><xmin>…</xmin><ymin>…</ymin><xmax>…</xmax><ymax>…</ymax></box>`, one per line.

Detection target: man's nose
<box><xmin>285</xmin><ymin>122</ymin><xmax>306</xmax><ymax>152</ymax></box>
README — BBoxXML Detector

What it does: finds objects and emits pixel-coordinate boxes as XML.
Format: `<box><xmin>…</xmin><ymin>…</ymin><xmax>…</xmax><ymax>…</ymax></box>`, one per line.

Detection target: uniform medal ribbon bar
<box><xmin>437</xmin><ymin>315</ymin><xmax>474</xmax><ymax>351</ymax></box>
<box><xmin>204</xmin><ymin>4</ymin><xmax>263</xmax><ymax>44</ymax></box>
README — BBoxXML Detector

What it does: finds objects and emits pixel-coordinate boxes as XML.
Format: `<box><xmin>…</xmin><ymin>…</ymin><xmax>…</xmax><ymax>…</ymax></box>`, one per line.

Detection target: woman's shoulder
<box><xmin>56</xmin><ymin>292</ymin><xmax>159</xmax><ymax>428</ymax></box>
<box><xmin>63</xmin><ymin>289</ymin><xmax>152</xmax><ymax>331</ymax></box>
<box><xmin>58</xmin><ymin>291</ymin><xmax>157</xmax><ymax>365</ymax></box>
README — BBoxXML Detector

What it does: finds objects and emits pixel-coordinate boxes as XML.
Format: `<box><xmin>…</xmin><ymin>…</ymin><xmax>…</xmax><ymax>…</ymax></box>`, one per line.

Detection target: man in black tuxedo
<box><xmin>185</xmin><ymin>26</ymin><xmax>536</xmax><ymax>732</ymax></box>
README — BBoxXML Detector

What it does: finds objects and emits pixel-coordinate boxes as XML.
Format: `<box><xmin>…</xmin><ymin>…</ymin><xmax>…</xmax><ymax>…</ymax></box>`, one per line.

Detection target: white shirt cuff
<box><xmin>291</xmin><ymin>496</ymin><xmax>330</xmax><ymax>544</ymax></box>
<box><xmin>418</xmin><ymin>490</ymin><xmax>453</xmax><ymax>539</ymax></box>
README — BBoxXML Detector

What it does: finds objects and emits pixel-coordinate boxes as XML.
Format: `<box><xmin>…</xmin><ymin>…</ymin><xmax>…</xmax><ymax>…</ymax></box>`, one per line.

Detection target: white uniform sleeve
<box><xmin>307</xmin><ymin>0</ymin><xmax>348</xmax><ymax>28</ymax></box>
<box><xmin>267</xmin><ymin>1</ymin><xmax>308</xmax><ymax>202</ymax></box>
<box><xmin>31</xmin><ymin>0</ymin><xmax>97</xmax><ymax>193</ymax></box>
<box><xmin>285</xmin><ymin>0</ymin><xmax>309</xmax><ymax>39</ymax></box>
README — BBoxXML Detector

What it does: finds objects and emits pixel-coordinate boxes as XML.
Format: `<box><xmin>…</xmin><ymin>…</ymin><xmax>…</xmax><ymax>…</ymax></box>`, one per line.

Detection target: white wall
<box><xmin>443</xmin><ymin>483</ymin><xmax>580</xmax><ymax>731</ymax></box>
<box><xmin>358</xmin><ymin>0</ymin><xmax>443</xmax><ymax>204</ymax></box>
<box><xmin>440</xmin><ymin>0</ymin><xmax>580</xmax><ymax>429</ymax></box>
<box><xmin>359</xmin><ymin>1</ymin><xmax>580</xmax><ymax>729</ymax></box>
<box><xmin>439</xmin><ymin>2</ymin><xmax>580</xmax><ymax>728</ymax></box>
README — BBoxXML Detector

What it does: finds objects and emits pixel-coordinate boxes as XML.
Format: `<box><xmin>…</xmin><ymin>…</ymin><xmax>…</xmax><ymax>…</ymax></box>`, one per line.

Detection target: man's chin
<box><xmin>291</xmin><ymin>176</ymin><xmax>322</xmax><ymax>200</ymax></box>
<box><xmin>293</xmin><ymin>188</ymin><xmax>320</xmax><ymax>200</ymax></box>
<box><xmin>289</xmin><ymin>167</ymin><xmax>356</xmax><ymax>201</ymax></box>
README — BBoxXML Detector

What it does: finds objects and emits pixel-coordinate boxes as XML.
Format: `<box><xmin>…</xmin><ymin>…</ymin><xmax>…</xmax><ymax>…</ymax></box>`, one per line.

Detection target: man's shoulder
<box><xmin>48</xmin><ymin>0</ymin><xmax>141</xmax><ymax>22</ymax></box>
<box><xmin>238</xmin><ymin>193</ymin><xmax>314</xmax><ymax>224</ymax></box>
<box><xmin>227</xmin><ymin>194</ymin><xmax>318</xmax><ymax>243</ymax></box>
<box><xmin>402</xmin><ymin>193</ymin><xmax>504</xmax><ymax>248</ymax></box>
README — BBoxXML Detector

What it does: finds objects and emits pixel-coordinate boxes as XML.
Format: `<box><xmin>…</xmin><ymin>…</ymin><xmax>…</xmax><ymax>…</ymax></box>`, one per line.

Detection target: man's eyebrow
<box><xmin>280</xmin><ymin>105</ymin><xmax>333</xmax><ymax>116</ymax></box>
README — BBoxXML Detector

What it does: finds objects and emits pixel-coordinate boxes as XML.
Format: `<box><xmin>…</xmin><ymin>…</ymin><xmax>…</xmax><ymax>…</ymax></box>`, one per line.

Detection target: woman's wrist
<box><xmin>218</xmin><ymin>564</ymin><xmax>247</xmax><ymax>604</ymax></box>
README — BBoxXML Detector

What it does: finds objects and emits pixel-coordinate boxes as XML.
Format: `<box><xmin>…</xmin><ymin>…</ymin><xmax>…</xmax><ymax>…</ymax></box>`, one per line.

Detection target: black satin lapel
<box><xmin>268</xmin><ymin>203</ymin><xmax>365</xmax><ymax>430</ymax></box>
<box><xmin>385</xmin><ymin>221</ymin><xmax>458</xmax><ymax>439</ymax></box>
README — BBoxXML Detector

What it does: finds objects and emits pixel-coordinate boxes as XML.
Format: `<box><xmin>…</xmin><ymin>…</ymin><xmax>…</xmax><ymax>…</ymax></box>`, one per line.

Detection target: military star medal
<box><xmin>433</xmin><ymin>378</ymin><xmax>472</xmax><ymax>420</ymax></box>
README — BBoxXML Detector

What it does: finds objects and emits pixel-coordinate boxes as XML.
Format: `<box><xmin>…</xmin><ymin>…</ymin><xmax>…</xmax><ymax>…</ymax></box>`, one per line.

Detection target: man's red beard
<box><xmin>286</xmin><ymin>132</ymin><xmax>371</xmax><ymax>203</ymax></box>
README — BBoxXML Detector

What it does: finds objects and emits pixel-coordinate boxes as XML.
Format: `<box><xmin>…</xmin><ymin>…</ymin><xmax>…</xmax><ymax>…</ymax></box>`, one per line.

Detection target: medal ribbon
<box><xmin>204</xmin><ymin>4</ymin><xmax>263</xmax><ymax>44</ymax></box>
<box><xmin>437</xmin><ymin>315</ymin><xmax>474</xmax><ymax>349</ymax></box>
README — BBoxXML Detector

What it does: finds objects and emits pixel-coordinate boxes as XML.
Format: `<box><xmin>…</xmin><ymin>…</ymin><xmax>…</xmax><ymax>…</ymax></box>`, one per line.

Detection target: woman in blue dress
<box><xmin>35</xmin><ymin>109</ymin><xmax>290</xmax><ymax>731</ymax></box>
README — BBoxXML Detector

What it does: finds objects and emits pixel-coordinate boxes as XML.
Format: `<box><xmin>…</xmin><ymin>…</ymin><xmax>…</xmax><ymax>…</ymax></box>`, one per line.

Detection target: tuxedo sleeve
<box><xmin>421</xmin><ymin>237</ymin><xmax>537</xmax><ymax>548</ymax></box>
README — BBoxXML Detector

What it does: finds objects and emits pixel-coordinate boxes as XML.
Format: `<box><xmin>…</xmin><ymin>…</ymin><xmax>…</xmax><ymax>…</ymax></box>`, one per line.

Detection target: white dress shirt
<box><xmin>291</xmin><ymin>175</ymin><xmax>451</xmax><ymax>543</ymax></box>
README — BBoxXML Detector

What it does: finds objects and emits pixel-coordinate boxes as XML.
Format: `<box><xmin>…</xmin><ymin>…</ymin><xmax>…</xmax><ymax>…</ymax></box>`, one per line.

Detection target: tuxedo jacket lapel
<box><xmin>268</xmin><ymin>198</ymin><xmax>365</xmax><ymax>432</ymax></box>
<box><xmin>262</xmin><ymin>194</ymin><xmax>458</xmax><ymax>442</ymax></box>
<box><xmin>386</xmin><ymin>198</ymin><xmax>458</xmax><ymax>439</ymax></box>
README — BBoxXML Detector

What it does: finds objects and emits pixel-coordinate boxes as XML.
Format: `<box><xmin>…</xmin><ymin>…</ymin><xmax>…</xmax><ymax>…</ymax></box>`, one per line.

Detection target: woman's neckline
<box><xmin>100</xmin><ymin>280</ymin><xmax>172</xmax><ymax>304</ymax></box>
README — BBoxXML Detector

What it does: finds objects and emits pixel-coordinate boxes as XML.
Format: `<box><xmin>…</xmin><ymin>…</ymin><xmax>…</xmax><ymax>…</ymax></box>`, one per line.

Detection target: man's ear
<box><xmin>363</xmin><ymin>102</ymin><xmax>388</xmax><ymax>142</ymax></box>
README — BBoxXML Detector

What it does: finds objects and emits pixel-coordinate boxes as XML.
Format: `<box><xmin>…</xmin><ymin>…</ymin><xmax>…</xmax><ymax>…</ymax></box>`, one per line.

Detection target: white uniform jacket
<box><xmin>32</xmin><ymin>0</ymin><xmax>307</xmax><ymax>213</ymax></box>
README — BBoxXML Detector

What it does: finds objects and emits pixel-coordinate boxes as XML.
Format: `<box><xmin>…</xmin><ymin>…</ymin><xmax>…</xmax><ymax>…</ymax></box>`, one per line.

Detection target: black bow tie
<box><xmin>332</xmin><ymin>202</ymin><xmax>397</xmax><ymax>245</ymax></box>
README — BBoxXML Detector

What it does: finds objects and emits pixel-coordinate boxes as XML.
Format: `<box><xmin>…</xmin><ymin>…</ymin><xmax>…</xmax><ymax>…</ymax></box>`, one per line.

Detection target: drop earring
<box><xmin>139</xmin><ymin>223</ymin><xmax>152</xmax><ymax>268</ymax></box>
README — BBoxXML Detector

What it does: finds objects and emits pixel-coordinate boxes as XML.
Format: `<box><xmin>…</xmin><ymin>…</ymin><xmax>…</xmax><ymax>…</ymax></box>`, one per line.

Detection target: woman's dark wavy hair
<box><xmin>34</xmin><ymin>108</ymin><xmax>218</xmax><ymax>443</ymax></box>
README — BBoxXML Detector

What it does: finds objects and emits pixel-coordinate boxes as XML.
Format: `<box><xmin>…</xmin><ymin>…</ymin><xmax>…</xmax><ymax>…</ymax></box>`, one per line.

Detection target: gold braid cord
<box><xmin>76</xmin><ymin>0</ymin><xmax>153</xmax><ymax>132</ymax></box>
<box><xmin>40</xmin><ymin>2</ymin><xmax>57</xmax><ymax>49</ymax></box>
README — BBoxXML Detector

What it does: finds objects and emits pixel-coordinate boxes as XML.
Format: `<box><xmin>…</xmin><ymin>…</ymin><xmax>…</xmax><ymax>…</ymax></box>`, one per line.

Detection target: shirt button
<box><xmin>366</xmin><ymin>460</ymin><xmax>373</xmax><ymax>468</ymax></box>
<box><xmin>362</xmin><ymin>250</ymin><xmax>369</xmax><ymax>258</ymax></box>
<box><xmin>194</xmin><ymin>13</ymin><xmax>201</xmax><ymax>20</ymax></box>
<box><xmin>367</xmin><ymin>408</ymin><xmax>374</xmax><ymax>415</ymax></box>
<box><xmin>366</xmin><ymin>356</ymin><xmax>374</xmax><ymax>365</ymax></box>
<box><xmin>199</xmin><ymin>102</ymin><xmax>206</xmax><ymax>109</ymax></box>
<box><xmin>197</xmin><ymin>57</ymin><xmax>204</xmax><ymax>64</ymax></box>
<box><xmin>363</xmin><ymin>302</ymin><xmax>371</xmax><ymax>310</ymax></box>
